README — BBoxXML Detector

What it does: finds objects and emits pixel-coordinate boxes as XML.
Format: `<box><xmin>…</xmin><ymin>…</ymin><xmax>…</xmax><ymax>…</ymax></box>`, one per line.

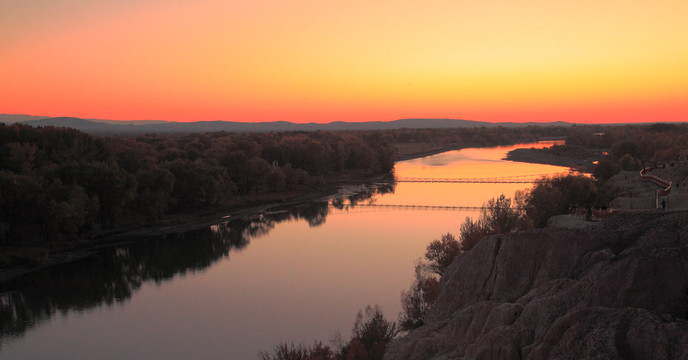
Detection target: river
<box><xmin>0</xmin><ymin>141</ymin><xmax>567</xmax><ymax>359</ymax></box>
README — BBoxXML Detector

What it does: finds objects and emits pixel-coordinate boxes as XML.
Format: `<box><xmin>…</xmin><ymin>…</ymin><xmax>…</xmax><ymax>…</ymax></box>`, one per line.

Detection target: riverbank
<box><xmin>0</xmin><ymin>139</ymin><xmax>562</xmax><ymax>283</ymax></box>
<box><xmin>0</xmin><ymin>173</ymin><xmax>393</xmax><ymax>283</ymax></box>
<box><xmin>504</xmin><ymin>144</ymin><xmax>603</xmax><ymax>172</ymax></box>
<box><xmin>394</xmin><ymin>142</ymin><xmax>465</xmax><ymax>161</ymax></box>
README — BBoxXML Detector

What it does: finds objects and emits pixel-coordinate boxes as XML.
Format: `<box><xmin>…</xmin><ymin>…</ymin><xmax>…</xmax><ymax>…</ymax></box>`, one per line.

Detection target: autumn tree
<box><xmin>457</xmin><ymin>194</ymin><xmax>527</xmax><ymax>252</ymax></box>
<box><xmin>458</xmin><ymin>216</ymin><xmax>487</xmax><ymax>252</ymax></box>
<box><xmin>399</xmin><ymin>261</ymin><xmax>440</xmax><ymax>331</ymax></box>
<box><xmin>424</xmin><ymin>233</ymin><xmax>462</xmax><ymax>276</ymax></box>
<box><xmin>258</xmin><ymin>341</ymin><xmax>335</xmax><ymax>360</ymax></box>
<box><xmin>480</xmin><ymin>194</ymin><xmax>524</xmax><ymax>234</ymax></box>
<box><xmin>519</xmin><ymin>174</ymin><xmax>597</xmax><ymax>228</ymax></box>
<box><xmin>340</xmin><ymin>305</ymin><xmax>398</xmax><ymax>360</ymax></box>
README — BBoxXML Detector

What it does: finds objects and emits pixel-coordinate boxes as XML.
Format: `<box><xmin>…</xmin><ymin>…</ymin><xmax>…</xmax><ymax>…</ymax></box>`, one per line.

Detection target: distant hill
<box><xmin>0</xmin><ymin>114</ymin><xmax>51</xmax><ymax>123</ymax></box>
<box><xmin>9</xmin><ymin>115</ymin><xmax>575</xmax><ymax>134</ymax></box>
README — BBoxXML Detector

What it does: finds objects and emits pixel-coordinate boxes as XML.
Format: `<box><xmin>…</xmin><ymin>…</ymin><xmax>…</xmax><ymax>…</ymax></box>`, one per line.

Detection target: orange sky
<box><xmin>1</xmin><ymin>0</ymin><xmax>687</xmax><ymax>123</ymax></box>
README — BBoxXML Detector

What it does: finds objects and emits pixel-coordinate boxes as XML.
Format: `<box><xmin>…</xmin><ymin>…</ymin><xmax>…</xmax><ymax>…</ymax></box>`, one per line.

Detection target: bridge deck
<box><xmin>395</xmin><ymin>172</ymin><xmax>567</xmax><ymax>184</ymax></box>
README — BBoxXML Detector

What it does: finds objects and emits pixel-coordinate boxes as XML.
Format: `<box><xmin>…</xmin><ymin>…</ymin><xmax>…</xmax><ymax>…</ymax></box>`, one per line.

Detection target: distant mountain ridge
<box><xmin>2</xmin><ymin>114</ymin><xmax>575</xmax><ymax>134</ymax></box>
<box><xmin>0</xmin><ymin>114</ymin><xmax>51</xmax><ymax>123</ymax></box>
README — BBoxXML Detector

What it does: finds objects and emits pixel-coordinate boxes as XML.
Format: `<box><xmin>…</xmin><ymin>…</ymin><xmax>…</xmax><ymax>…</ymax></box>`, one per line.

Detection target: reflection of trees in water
<box><xmin>331</xmin><ymin>182</ymin><xmax>396</xmax><ymax>208</ymax></box>
<box><xmin>0</xmin><ymin>181</ymin><xmax>396</xmax><ymax>345</ymax></box>
<box><xmin>0</xmin><ymin>224</ymin><xmax>249</xmax><ymax>344</ymax></box>
<box><xmin>276</xmin><ymin>182</ymin><xmax>396</xmax><ymax>226</ymax></box>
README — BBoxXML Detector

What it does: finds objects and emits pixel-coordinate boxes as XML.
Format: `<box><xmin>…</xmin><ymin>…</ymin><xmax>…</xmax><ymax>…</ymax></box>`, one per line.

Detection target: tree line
<box><xmin>4</xmin><ymin>122</ymin><xmax>684</xmax><ymax>247</ymax></box>
<box><xmin>567</xmin><ymin>123</ymin><xmax>688</xmax><ymax>182</ymax></box>
<box><xmin>0</xmin><ymin>124</ymin><xmax>397</xmax><ymax>245</ymax></box>
<box><xmin>0</xmin><ymin>123</ymin><xmax>582</xmax><ymax>247</ymax></box>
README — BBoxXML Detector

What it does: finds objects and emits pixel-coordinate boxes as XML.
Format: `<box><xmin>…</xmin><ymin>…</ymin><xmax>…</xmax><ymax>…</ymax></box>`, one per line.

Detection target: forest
<box><xmin>0</xmin><ymin>124</ymin><xmax>400</xmax><ymax>245</ymax></box>
<box><xmin>2</xmin><ymin>122</ymin><xmax>688</xmax><ymax>247</ymax></box>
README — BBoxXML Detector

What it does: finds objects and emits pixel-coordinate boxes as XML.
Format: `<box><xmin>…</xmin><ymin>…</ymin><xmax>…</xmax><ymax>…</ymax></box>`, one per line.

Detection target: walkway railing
<box><xmin>639</xmin><ymin>167</ymin><xmax>672</xmax><ymax>208</ymax></box>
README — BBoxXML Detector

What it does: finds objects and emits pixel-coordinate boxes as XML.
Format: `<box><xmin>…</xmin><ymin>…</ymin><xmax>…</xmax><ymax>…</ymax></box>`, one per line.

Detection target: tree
<box><xmin>521</xmin><ymin>174</ymin><xmax>597</xmax><ymax>228</ymax></box>
<box><xmin>458</xmin><ymin>194</ymin><xmax>526</xmax><ymax>251</ymax></box>
<box><xmin>480</xmin><ymin>194</ymin><xmax>523</xmax><ymax>234</ymax></box>
<box><xmin>282</xmin><ymin>164</ymin><xmax>310</xmax><ymax>190</ymax></box>
<box><xmin>265</xmin><ymin>167</ymin><xmax>287</xmax><ymax>192</ymax></box>
<box><xmin>424</xmin><ymin>233</ymin><xmax>461</xmax><ymax>276</ymax></box>
<box><xmin>135</xmin><ymin>167</ymin><xmax>176</xmax><ymax>223</ymax></box>
<box><xmin>52</xmin><ymin>163</ymin><xmax>137</xmax><ymax>226</ymax></box>
<box><xmin>258</xmin><ymin>341</ymin><xmax>335</xmax><ymax>360</ymax></box>
<box><xmin>593</xmin><ymin>157</ymin><xmax>621</xmax><ymax>184</ymax></box>
<box><xmin>45</xmin><ymin>181</ymin><xmax>94</xmax><ymax>240</ymax></box>
<box><xmin>0</xmin><ymin>171</ymin><xmax>48</xmax><ymax>244</ymax></box>
<box><xmin>245</xmin><ymin>156</ymin><xmax>272</xmax><ymax>193</ymax></box>
<box><xmin>164</xmin><ymin>158</ymin><xmax>234</xmax><ymax>210</ymax></box>
<box><xmin>458</xmin><ymin>216</ymin><xmax>487</xmax><ymax>252</ymax></box>
<box><xmin>341</xmin><ymin>305</ymin><xmax>398</xmax><ymax>360</ymax></box>
<box><xmin>399</xmin><ymin>261</ymin><xmax>440</xmax><ymax>331</ymax></box>
<box><xmin>619</xmin><ymin>153</ymin><xmax>641</xmax><ymax>171</ymax></box>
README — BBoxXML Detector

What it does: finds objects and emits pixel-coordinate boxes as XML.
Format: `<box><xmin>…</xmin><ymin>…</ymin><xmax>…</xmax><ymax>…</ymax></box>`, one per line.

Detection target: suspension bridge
<box><xmin>331</xmin><ymin>203</ymin><xmax>513</xmax><ymax>213</ymax></box>
<box><xmin>339</xmin><ymin>203</ymin><xmax>485</xmax><ymax>211</ymax></box>
<box><xmin>329</xmin><ymin>172</ymin><xmax>571</xmax><ymax>213</ymax></box>
<box><xmin>394</xmin><ymin>172</ymin><xmax>568</xmax><ymax>184</ymax></box>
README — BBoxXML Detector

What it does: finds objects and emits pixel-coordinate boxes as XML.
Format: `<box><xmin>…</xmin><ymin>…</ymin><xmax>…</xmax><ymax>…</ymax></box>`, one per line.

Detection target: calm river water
<box><xmin>0</xmin><ymin>141</ymin><xmax>566</xmax><ymax>359</ymax></box>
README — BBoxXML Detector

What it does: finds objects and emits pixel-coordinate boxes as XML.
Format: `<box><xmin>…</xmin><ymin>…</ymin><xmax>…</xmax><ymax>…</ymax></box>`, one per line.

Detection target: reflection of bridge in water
<box><xmin>395</xmin><ymin>172</ymin><xmax>567</xmax><ymax>184</ymax></box>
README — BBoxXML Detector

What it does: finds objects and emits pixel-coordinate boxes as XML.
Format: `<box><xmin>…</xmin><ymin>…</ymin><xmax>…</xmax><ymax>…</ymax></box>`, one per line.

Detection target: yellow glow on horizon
<box><xmin>1</xmin><ymin>0</ymin><xmax>687</xmax><ymax>123</ymax></box>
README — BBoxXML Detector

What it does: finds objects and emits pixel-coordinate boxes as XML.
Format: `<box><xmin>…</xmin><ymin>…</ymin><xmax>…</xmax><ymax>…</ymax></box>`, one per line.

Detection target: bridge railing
<box><xmin>395</xmin><ymin>172</ymin><xmax>569</xmax><ymax>184</ymax></box>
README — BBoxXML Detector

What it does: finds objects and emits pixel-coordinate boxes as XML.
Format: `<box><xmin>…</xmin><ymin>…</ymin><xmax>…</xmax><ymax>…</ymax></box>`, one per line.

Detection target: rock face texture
<box><xmin>386</xmin><ymin>212</ymin><xmax>688</xmax><ymax>360</ymax></box>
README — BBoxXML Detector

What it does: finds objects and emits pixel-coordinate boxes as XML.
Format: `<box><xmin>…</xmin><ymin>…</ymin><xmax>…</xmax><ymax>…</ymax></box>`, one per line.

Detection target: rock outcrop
<box><xmin>386</xmin><ymin>211</ymin><xmax>688</xmax><ymax>359</ymax></box>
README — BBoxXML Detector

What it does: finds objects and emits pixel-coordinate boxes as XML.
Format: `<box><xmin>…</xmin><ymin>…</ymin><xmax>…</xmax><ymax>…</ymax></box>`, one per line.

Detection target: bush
<box><xmin>399</xmin><ymin>261</ymin><xmax>440</xmax><ymax>331</ymax></box>
<box><xmin>260</xmin><ymin>305</ymin><xmax>398</xmax><ymax>360</ymax></box>
<box><xmin>258</xmin><ymin>341</ymin><xmax>334</xmax><ymax>360</ymax></box>
<box><xmin>424</xmin><ymin>233</ymin><xmax>461</xmax><ymax>276</ymax></box>
<box><xmin>458</xmin><ymin>217</ymin><xmax>487</xmax><ymax>252</ymax></box>
<box><xmin>458</xmin><ymin>194</ymin><xmax>527</xmax><ymax>251</ymax></box>
<box><xmin>520</xmin><ymin>174</ymin><xmax>597</xmax><ymax>228</ymax></box>
<box><xmin>342</xmin><ymin>305</ymin><xmax>398</xmax><ymax>360</ymax></box>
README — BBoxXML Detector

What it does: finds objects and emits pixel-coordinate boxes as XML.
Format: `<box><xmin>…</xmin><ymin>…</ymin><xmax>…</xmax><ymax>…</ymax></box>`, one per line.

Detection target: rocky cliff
<box><xmin>386</xmin><ymin>211</ymin><xmax>688</xmax><ymax>359</ymax></box>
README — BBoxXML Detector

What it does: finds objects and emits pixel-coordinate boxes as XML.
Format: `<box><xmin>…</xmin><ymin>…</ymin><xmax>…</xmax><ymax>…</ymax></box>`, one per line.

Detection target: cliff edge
<box><xmin>386</xmin><ymin>211</ymin><xmax>688</xmax><ymax>359</ymax></box>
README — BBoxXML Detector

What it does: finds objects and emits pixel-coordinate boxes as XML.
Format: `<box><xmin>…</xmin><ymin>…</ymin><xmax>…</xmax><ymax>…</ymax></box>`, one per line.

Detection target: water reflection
<box><xmin>0</xmin><ymin>182</ymin><xmax>395</xmax><ymax>346</ymax></box>
<box><xmin>0</xmin><ymin>226</ymin><xmax>245</xmax><ymax>344</ymax></box>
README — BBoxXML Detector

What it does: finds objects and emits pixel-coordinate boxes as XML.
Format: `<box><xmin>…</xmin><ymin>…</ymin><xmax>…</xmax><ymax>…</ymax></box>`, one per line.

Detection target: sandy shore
<box><xmin>504</xmin><ymin>146</ymin><xmax>602</xmax><ymax>172</ymax></box>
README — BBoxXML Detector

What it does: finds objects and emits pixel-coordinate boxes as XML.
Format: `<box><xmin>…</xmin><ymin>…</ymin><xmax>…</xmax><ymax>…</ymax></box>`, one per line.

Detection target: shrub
<box><xmin>521</xmin><ymin>174</ymin><xmax>597</xmax><ymax>228</ymax></box>
<box><xmin>341</xmin><ymin>305</ymin><xmax>398</xmax><ymax>360</ymax></box>
<box><xmin>258</xmin><ymin>341</ymin><xmax>334</xmax><ymax>360</ymax></box>
<box><xmin>424</xmin><ymin>233</ymin><xmax>461</xmax><ymax>276</ymax></box>
<box><xmin>399</xmin><ymin>261</ymin><xmax>440</xmax><ymax>331</ymax></box>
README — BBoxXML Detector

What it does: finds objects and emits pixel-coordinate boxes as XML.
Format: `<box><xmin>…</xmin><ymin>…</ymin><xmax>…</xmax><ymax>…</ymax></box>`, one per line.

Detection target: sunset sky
<box><xmin>1</xmin><ymin>0</ymin><xmax>687</xmax><ymax>123</ymax></box>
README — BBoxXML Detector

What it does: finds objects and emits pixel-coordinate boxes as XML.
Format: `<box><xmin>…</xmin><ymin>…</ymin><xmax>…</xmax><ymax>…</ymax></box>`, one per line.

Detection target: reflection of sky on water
<box><xmin>385</xmin><ymin>141</ymin><xmax>568</xmax><ymax>207</ymax></box>
<box><xmin>396</xmin><ymin>141</ymin><xmax>565</xmax><ymax>178</ymax></box>
<box><xmin>0</xmin><ymin>141</ymin><xmax>568</xmax><ymax>360</ymax></box>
